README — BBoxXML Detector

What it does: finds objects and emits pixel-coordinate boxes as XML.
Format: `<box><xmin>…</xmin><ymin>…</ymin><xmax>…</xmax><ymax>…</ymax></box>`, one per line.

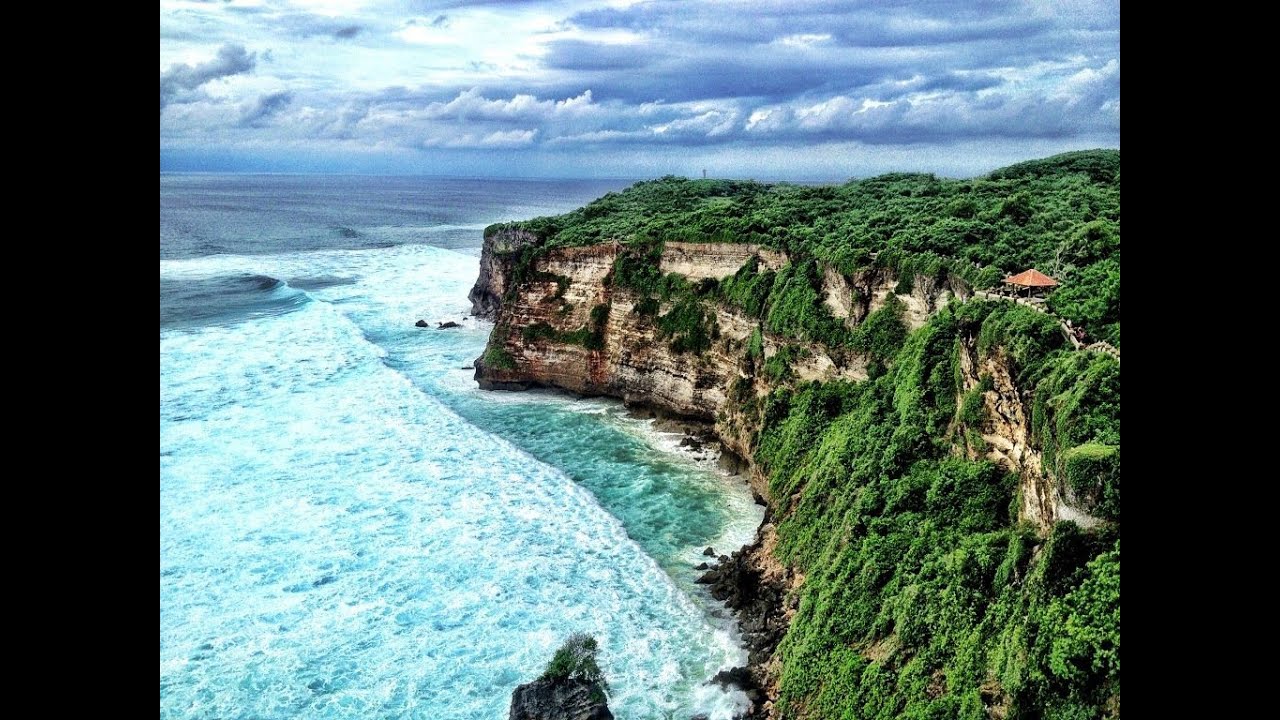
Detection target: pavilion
<box><xmin>1003</xmin><ymin>269</ymin><xmax>1059</xmax><ymax>298</ymax></box>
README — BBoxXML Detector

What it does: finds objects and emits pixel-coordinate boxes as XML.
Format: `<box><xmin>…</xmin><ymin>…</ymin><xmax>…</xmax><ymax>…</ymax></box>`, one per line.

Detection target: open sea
<box><xmin>160</xmin><ymin>175</ymin><xmax>763</xmax><ymax>719</ymax></box>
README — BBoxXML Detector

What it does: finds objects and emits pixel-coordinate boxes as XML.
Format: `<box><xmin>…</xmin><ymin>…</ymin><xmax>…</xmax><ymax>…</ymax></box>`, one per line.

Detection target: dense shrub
<box><xmin>540</xmin><ymin>632</ymin><xmax>610</xmax><ymax>698</ymax></box>
<box><xmin>756</xmin><ymin>303</ymin><xmax>1119</xmax><ymax>719</ymax></box>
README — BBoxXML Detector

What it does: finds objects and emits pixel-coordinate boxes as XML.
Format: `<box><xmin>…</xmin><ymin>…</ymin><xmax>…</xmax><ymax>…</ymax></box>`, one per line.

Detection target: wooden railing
<box><xmin>972</xmin><ymin>291</ymin><xmax>1119</xmax><ymax>364</ymax></box>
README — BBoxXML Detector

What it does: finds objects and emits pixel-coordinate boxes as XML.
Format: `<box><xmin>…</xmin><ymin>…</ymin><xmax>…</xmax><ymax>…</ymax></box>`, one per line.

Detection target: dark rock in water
<box><xmin>679</xmin><ymin>436</ymin><xmax>704</xmax><ymax>451</ymax></box>
<box><xmin>752</xmin><ymin>492</ymin><xmax>767</xmax><ymax>507</ymax></box>
<box><xmin>703</xmin><ymin>546</ymin><xmax>716</xmax><ymax>557</ymax></box>
<box><xmin>415</xmin><ymin>319</ymin><xmax>429</xmax><ymax>327</ymax></box>
<box><xmin>508</xmin><ymin>678</ymin><xmax>612</xmax><ymax>720</ymax></box>
<box><xmin>696</xmin><ymin>562</ymin><xmax>709</xmax><ymax>570</ymax></box>
<box><xmin>691</xmin><ymin>715</ymin><xmax>711</xmax><ymax>720</ymax></box>
<box><xmin>717</xmin><ymin>446</ymin><xmax>747</xmax><ymax>475</ymax></box>
<box><xmin>710</xmin><ymin>666</ymin><xmax>755</xmax><ymax>692</ymax></box>
<box><xmin>462</xmin><ymin>365</ymin><xmax>475</xmax><ymax>370</ymax></box>
<box><xmin>698</xmin><ymin>532</ymin><xmax>796</xmax><ymax>715</ymax></box>
<box><xmin>437</xmin><ymin>321</ymin><xmax>461</xmax><ymax>329</ymax></box>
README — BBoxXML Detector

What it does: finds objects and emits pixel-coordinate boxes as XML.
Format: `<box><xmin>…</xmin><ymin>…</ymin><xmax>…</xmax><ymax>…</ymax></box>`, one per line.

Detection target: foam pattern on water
<box><xmin>161</xmin><ymin>244</ymin><xmax>760</xmax><ymax>719</ymax></box>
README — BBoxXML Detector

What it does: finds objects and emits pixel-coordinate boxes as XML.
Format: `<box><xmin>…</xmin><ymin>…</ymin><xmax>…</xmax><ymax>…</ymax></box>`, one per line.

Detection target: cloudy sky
<box><xmin>159</xmin><ymin>0</ymin><xmax>1119</xmax><ymax>178</ymax></box>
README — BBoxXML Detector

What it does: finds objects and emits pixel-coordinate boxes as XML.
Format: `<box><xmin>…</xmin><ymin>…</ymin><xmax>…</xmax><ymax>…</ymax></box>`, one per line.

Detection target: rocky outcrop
<box><xmin>508</xmin><ymin>679</ymin><xmax>612</xmax><ymax>720</ymax></box>
<box><xmin>821</xmin><ymin>265</ymin><xmax>971</xmax><ymax>331</ymax></box>
<box><xmin>660</xmin><ymin>242</ymin><xmax>788</xmax><ymax>279</ymax></box>
<box><xmin>956</xmin><ymin>339</ymin><xmax>1102</xmax><ymax>531</ymax></box>
<box><xmin>697</xmin><ymin>512</ymin><xmax>800</xmax><ymax>719</ymax></box>
<box><xmin>470</xmin><ymin>227</ymin><xmax>540</xmax><ymax>319</ymax></box>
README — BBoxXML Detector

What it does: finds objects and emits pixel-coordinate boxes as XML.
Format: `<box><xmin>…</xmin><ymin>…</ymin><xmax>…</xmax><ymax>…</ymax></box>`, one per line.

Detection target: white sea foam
<box><xmin>161</xmin><ymin>244</ymin><xmax>758</xmax><ymax>719</ymax></box>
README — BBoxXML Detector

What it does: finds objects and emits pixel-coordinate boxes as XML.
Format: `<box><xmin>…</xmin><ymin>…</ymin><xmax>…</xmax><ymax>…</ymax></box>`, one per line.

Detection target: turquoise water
<box><xmin>159</xmin><ymin>242</ymin><xmax>762</xmax><ymax>719</ymax></box>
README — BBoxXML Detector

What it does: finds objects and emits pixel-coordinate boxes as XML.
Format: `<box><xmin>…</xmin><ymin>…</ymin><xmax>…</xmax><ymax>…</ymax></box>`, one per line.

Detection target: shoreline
<box><xmin>589</xmin><ymin>399</ymin><xmax>792</xmax><ymax>719</ymax></box>
<box><xmin>482</xmin><ymin>379</ymin><xmax>789</xmax><ymax>719</ymax></box>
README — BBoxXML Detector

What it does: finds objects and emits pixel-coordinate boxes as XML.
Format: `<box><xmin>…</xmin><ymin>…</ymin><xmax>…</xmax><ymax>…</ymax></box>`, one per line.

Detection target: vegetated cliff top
<box><xmin>488</xmin><ymin>150</ymin><xmax>1120</xmax><ymax>347</ymax></box>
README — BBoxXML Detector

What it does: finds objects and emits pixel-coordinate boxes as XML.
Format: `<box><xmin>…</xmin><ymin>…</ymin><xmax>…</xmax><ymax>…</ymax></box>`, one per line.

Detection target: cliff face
<box><xmin>821</xmin><ymin>264</ymin><xmax>968</xmax><ymax>331</ymax></box>
<box><xmin>472</xmin><ymin>235</ymin><xmax>970</xmax><ymax>491</ymax></box>
<box><xmin>469</xmin><ymin>228</ymin><xmax>539</xmax><ymax>320</ymax></box>
<box><xmin>956</xmin><ymin>339</ymin><xmax>1103</xmax><ymax>531</ymax></box>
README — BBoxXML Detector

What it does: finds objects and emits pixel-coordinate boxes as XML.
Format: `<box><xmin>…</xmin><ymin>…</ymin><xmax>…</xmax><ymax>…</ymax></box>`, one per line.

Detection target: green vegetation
<box><xmin>765</xmin><ymin>344</ymin><xmax>810</xmax><ymax>383</ymax></box>
<box><xmin>612</xmin><ymin>236</ymin><xmax>665</xmax><ymax>294</ymax></box>
<box><xmin>720</xmin><ymin>256</ymin><xmax>775</xmax><ymax>318</ymax></box>
<box><xmin>483</xmin><ymin>346</ymin><xmax>516</xmax><ymax>370</ymax></box>
<box><xmin>746</xmin><ymin>326</ymin><xmax>765</xmax><ymax>361</ymax></box>
<box><xmin>482</xmin><ymin>326</ymin><xmax>517</xmax><ymax>370</ymax></box>
<box><xmin>520</xmin><ymin>303</ymin><xmax>611</xmax><ymax>351</ymax></box>
<box><xmin>540</xmin><ymin>632</ymin><xmax>609</xmax><ymax>699</ymax></box>
<box><xmin>756</xmin><ymin>301</ymin><xmax>1119</xmax><ymax>719</ymax></box>
<box><xmin>633</xmin><ymin>296</ymin><xmax>661</xmax><ymax>316</ymax></box>
<box><xmin>764</xmin><ymin>260</ymin><xmax>850</xmax><ymax>346</ymax></box>
<box><xmin>656</xmin><ymin>295</ymin><xmax>720</xmax><ymax>353</ymax></box>
<box><xmin>488</xmin><ymin>150</ymin><xmax>1120</xmax><ymax>345</ymax></box>
<box><xmin>1062</xmin><ymin>444</ymin><xmax>1120</xmax><ymax>521</ymax></box>
<box><xmin>851</xmin><ymin>296</ymin><xmax>908</xmax><ymax>363</ymax></box>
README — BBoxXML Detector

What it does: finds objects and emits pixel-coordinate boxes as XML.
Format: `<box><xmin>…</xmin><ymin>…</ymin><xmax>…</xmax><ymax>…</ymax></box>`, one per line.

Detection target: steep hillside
<box><xmin>469</xmin><ymin>151</ymin><xmax>1120</xmax><ymax>719</ymax></box>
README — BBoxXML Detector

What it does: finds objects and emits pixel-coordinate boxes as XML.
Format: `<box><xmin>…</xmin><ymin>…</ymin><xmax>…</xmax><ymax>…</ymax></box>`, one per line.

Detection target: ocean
<box><xmin>159</xmin><ymin>175</ymin><xmax>763</xmax><ymax>719</ymax></box>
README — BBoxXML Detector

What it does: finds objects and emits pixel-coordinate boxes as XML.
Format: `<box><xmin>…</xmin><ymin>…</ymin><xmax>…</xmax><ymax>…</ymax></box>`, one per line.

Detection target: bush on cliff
<box><xmin>540</xmin><ymin>633</ymin><xmax>609</xmax><ymax>698</ymax></box>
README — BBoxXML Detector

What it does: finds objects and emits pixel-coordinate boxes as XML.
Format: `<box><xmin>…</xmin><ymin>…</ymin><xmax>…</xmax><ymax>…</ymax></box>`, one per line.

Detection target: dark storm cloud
<box><xmin>239</xmin><ymin>91</ymin><xmax>295</xmax><ymax>127</ymax></box>
<box><xmin>160</xmin><ymin>43</ymin><xmax>255</xmax><ymax>111</ymax></box>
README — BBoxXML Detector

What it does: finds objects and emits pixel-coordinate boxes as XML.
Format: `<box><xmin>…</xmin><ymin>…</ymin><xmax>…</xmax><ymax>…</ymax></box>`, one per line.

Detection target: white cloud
<box><xmin>775</xmin><ymin>33</ymin><xmax>832</xmax><ymax>48</ymax></box>
<box><xmin>423</xmin><ymin>89</ymin><xmax>597</xmax><ymax>122</ymax></box>
<box><xmin>422</xmin><ymin>128</ymin><xmax>538</xmax><ymax>149</ymax></box>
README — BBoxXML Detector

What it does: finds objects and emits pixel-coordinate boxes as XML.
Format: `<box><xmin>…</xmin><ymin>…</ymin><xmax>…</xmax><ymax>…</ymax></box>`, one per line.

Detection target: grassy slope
<box><xmin>757</xmin><ymin>300</ymin><xmax>1119</xmax><ymax>719</ymax></box>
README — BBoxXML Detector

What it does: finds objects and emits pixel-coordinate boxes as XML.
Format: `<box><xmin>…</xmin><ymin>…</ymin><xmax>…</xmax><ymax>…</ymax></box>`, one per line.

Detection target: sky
<box><xmin>159</xmin><ymin>0</ymin><xmax>1120</xmax><ymax>179</ymax></box>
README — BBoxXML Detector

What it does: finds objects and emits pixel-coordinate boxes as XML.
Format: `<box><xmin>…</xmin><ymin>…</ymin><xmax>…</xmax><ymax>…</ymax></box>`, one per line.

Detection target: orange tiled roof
<box><xmin>1003</xmin><ymin>269</ymin><xmax>1059</xmax><ymax>287</ymax></box>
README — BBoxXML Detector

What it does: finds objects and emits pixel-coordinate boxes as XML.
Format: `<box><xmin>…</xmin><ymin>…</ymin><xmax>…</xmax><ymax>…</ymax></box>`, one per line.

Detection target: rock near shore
<box><xmin>694</xmin><ymin>518</ymin><xmax>798</xmax><ymax>719</ymax></box>
<box><xmin>508</xmin><ymin>678</ymin><xmax>613</xmax><ymax>720</ymax></box>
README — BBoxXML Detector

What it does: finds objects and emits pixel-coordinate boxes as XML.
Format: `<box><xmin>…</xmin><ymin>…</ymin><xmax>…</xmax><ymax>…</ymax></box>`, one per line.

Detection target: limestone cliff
<box><xmin>469</xmin><ymin>227</ymin><xmax>540</xmax><ymax>320</ymax></box>
<box><xmin>472</xmin><ymin>234</ymin><xmax>963</xmax><ymax>495</ymax></box>
<box><xmin>955</xmin><ymin>338</ymin><xmax>1103</xmax><ymax>531</ymax></box>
